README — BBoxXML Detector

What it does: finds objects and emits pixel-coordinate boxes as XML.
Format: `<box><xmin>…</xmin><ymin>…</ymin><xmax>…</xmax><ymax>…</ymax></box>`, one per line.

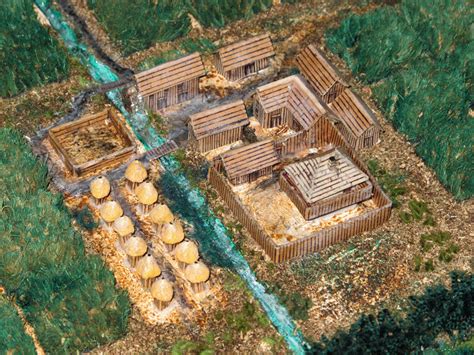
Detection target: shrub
<box><xmin>326</xmin><ymin>0</ymin><xmax>474</xmax><ymax>200</ymax></box>
<box><xmin>312</xmin><ymin>271</ymin><xmax>473</xmax><ymax>354</ymax></box>
<box><xmin>0</xmin><ymin>0</ymin><xmax>69</xmax><ymax>97</ymax></box>
<box><xmin>0</xmin><ymin>128</ymin><xmax>130</xmax><ymax>353</ymax></box>
<box><xmin>0</xmin><ymin>295</ymin><xmax>36</xmax><ymax>354</ymax></box>
<box><xmin>367</xmin><ymin>159</ymin><xmax>406</xmax><ymax>207</ymax></box>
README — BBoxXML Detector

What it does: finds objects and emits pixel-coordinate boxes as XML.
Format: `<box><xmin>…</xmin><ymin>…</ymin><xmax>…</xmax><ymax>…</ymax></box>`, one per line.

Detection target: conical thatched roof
<box><xmin>90</xmin><ymin>176</ymin><xmax>111</xmax><ymax>199</ymax></box>
<box><xmin>185</xmin><ymin>261</ymin><xmax>210</xmax><ymax>284</ymax></box>
<box><xmin>112</xmin><ymin>215</ymin><xmax>134</xmax><ymax>237</ymax></box>
<box><xmin>161</xmin><ymin>221</ymin><xmax>185</xmax><ymax>245</ymax></box>
<box><xmin>100</xmin><ymin>201</ymin><xmax>123</xmax><ymax>223</ymax></box>
<box><xmin>149</xmin><ymin>204</ymin><xmax>174</xmax><ymax>225</ymax></box>
<box><xmin>151</xmin><ymin>278</ymin><xmax>174</xmax><ymax>302</ymax></box>
<box><xmin>175</xmin><ymin>240</ymin><xmax>199</xmax><ymax>264</ymax></box>
<box><xmin>125</xmin><ymin>160</ymin><xmax>147</xmax><ymax>183</ymax></box>
<box><xmin>136</xmin><ymin>254</ymin><xmax>161</xmax><ymax>279</ymax></box>
<box><xmin>124</xmin><ymin>235</ymin><xmax>147</xmax><ymax>257</ymax></box>
<box><xmin>135</xmin><ymin>182</ymin><xmax>158</xmax><ymax>205</ymax></box>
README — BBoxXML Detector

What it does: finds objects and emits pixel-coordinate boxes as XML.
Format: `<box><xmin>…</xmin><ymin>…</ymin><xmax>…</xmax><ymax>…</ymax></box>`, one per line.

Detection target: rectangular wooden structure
<box><xmin>221</xmin><ymin>139</ymin><xmax>280</xmax><ymax>185</ymax></box>
<box><xmin>296</xmin><ymin>45</ymin><xmax>348</xmax><ymax>103</ymax></box>
<box><xmin>214</xmin><ymin>34</ymin><xmax>275</xmax><ymax>82</ymax></box>
<box><xmin>208</xmin><ymin>115</ymin><xmax>392</xmax><ymax>262</ymax></box>
<box><xmin>329</xmin><ymin>88</ymin><xmax>381</xmax><ymax>149</ymax></box>
<box><xmin>135</xmin><ymin>53</ymin><xmax>205</xmax><ymax>111</ymax></box>
<box><xmin>254</xmin><ymin>75</ymin><xmax>329</xmax><ymax>130</ymax></box>
<box><xmin>48</xmin><ymin>109</ymin><xmax>136</xmax><ymax>177</ymax></box>
<box><xmin>188</xmin><ymin>100</ymin><xmax>249</xmax><ymax>152</ymax></box>
<box><xmin>279</xmin><ymin>148</ymin><xmax>373</xmax><ymax>220</ymax></box>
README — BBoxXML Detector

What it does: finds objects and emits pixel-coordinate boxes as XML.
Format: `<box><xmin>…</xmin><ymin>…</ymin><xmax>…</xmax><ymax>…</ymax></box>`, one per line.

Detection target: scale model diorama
<box><xmin>1</xmin><ymin>1</ymin><xmax>472</xmax><ymax>354</ymax></box>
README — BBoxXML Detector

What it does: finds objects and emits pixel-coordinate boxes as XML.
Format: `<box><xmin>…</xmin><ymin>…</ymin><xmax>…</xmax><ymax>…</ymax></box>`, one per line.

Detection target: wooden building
<box><xmin>188</xmin><ymin>100</ymin><xmax>249</xmax><ymax>152</ymax></box>
<box><xmin>135</xmin><ymin>53</ymin><xmax>205</xmax><ymax>111</ymax></box>
<box><xmin>296</xmin><ymin>45</ymin><xmax>348</xmax><ymax>104</ymax></box>
<box><xmin>329</xmin><ymin>88</ymin><xmax>381</xmax><ymax>149</ymax></box>
<box><xmin>214</xmin><ymin>34</ymin><xmax>275</xmax><ymax>82</ymax></box>
<box><xmin>221</xmin><ymin>139</ymin><xmax>280</xmax><ymax>185</ymax></box>
<box><xmin>279</xmin><ymin>148</ymin><xmax>373</xmax><ymax>220</ymax></box>
<box><xmin>254</xmin><ymin>75</ymin><xmax>329</xmax><ymax>130</ymax></box>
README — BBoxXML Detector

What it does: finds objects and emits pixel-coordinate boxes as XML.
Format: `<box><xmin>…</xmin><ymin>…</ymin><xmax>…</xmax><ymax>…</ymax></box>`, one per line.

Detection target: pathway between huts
<box><xmin>34</xmin><ymin>1</ymin><xmax>309</xmax><ymax>353</ymax></box>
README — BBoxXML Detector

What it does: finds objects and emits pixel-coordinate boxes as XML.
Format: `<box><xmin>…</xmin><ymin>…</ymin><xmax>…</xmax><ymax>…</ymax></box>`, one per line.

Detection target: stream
<box><xmin>34</xmin><ymin>1</ymin><xmax>309</xmax><ymax>353</ymax></box>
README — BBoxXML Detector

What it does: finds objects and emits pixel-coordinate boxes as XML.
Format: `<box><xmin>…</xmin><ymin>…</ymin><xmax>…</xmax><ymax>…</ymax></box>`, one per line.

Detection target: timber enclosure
<box><xmin>208</xmin><ymin>116</ymin><xmax>392</xmax><ymax>263</ymax></box>
<box><xmin>48</xmin><ymin>108</ymin><xmax>136</xmax><ymax>176</ymax></box>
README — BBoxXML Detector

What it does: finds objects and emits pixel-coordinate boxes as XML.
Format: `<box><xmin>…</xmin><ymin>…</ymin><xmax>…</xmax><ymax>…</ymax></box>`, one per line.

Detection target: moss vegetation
<box><xmin>0</xmin><ymin>295</ymin><xmax>36</xmax><ymax>354</ymax></box>
<box><xmin>0</xmin><ymin>129</ymin><xmax>130</xmax><ymax>353</ymax></box>
<box><xmin>326</xmin><ymin>0</ymin><xmax>473</xmax><ymax>200</ymax></box>
<box><xmin>0</xmin><ymin>0</ymin><xmax>69</xmax><ymax>97</ymax></box>
<box><xmin>87</xmin><ymin>0</ymin><xmax>274</xmax><ymax>55</ymax></box>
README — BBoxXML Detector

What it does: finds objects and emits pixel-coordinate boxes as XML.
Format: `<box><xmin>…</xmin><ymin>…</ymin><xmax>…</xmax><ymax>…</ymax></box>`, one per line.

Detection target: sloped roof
<box><xmin>296</xmin><ymin>45</ymin><xmax>348</xmax><ymax>96</ymax></box>
<box><xmin>284</xmin><ymin>148</ymin><xmax>370</xmax><ymax>204</ymax></box>
<box><xmin>329</xmin><ymin>88</ymin><xmax>380</xmax><ymax>137</ymax></box>
<box><xmin>134</xmin><ymin>53</ymin><xmax>205</xmax><ymax>97</ymax></box>
<box><xmin>217</xmin><ymin>34</ymin><xmax>275</xmax><ymax>72</ymax></box>
<box><xmin>255</xmin><ymin>75</ymin><xmax>329</xmax><ymax>130</ymax></box>
<box><xmin>189</xmin><ymin>100</ymin><xmax>249</xmax><ymax>139</ymax></box>
<box><xmin>221</xmin><ymin>139</ymin><xmax>280</xmax><ymax>180</ymax></box>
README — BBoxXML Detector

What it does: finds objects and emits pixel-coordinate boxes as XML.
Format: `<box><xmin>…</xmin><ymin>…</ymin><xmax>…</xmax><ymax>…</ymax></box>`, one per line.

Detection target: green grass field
<box><xmin>87</xmin><ymin>0</ymin><xmax>274</xmax><ymax>55</ymax></box>
<box><xmin>0</xmin><ymin>0</ymin><xmax>69</xmax><ymax>97</ymax></box>
<box><xmin>325</xmin><ymin>0</ymin><xmax>473</xmax><ymax>200</ymax></box>
<box><xmin>0</xmin><ymin>128</ymin><xmax>130</xmax><ymax>353</ymax></box>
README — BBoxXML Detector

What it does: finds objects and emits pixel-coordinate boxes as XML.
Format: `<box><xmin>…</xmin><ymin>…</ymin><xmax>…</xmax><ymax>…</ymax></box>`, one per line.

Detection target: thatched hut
<box><xmin>89</xmin><ymin>176</ymin><xmax>110</xmax><ymax>205</ymax></box>
<box><xmin>100</xmin><ymin>201</ymin><xmax>123</xmax><ymax>228</ymax></box>
<box><xmin>185</xmin><ymin>261</ymin><xmax>210</xmax><ymax>293</ymax></box>
<box><xmin>136</xmin><ymin>253</ymin><xmax>161</xmax><ymax>288</ymax></box>
<box><xmin>161</xmin><ymin>221</ymin><xmax>185</xmax><ymax>251</ymax></box>
<box><xmin>135</xmin><ymin>182</ymin><xmax>158</xmax><ymax>215</ymax></box>
<box><xmin>112</xmin><ymin>215</ymin><xmax>135</xmax><ymax>245</ymax></box>
<box><xmin>149</xmin><ymin>204</ymin><xmax>174</xmax><ymax>233</ymax></box>
<box><xmin>125</xmin><ymin>160</ymin><xmax>147</xmax><ymax>191</ymax></box>
<box><xmin>174</xmin><ymin>240</ymin><xmax>199</xmax><ymax>270</ymax></box>
<box><xmin>124</xmin><ymin>235</ymin><xmax>148</xmax><ymax>267</ymax></box>
<box><xmin>151</xmin><ymin>278</ymin><xmax>174</xmax><ymax>310</ymax></box>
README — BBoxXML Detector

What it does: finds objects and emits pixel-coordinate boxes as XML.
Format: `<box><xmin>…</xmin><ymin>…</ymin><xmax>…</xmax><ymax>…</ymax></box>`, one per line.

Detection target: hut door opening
<box><xmin>177</xmin><ymin>82</ymin><xmax>189</xmax><ymax>103</ymax></box>
<box><xmin>157</xmin><ymin>89</ymin><xmax>169</xmax><ymax>109</ymax></box>
<box><xmin>249</xmin><ymin>171</ymin><xmax>260</xmax><ymax>182</ymax></box>
<box><xmin>270</xmin><ymin>111</ymin><xmax>282</xmax><ymax>127</ymax></box>
<box><xmin>244</xmin><ymin>62</ymin><xmax>256</xmax><ymax>76</ymax></box>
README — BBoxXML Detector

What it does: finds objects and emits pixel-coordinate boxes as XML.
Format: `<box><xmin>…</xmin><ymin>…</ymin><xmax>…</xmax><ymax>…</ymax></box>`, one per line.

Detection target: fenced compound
<box><xmin>48</xmin><ymin>109</ymin><xmax>136</xmax><ymax>176</ymax></box>
<box><xmin>208</xmin><ymin>116</ymin><xmax>392</xmax><ymax>262</ymax></box>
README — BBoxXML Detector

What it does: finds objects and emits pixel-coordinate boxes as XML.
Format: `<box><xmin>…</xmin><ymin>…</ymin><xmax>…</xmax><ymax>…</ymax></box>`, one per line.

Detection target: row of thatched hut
<box><xmin>89</xmin><ymin>160</ymin><xmax>211</xmax><ymax>308</ymax></box>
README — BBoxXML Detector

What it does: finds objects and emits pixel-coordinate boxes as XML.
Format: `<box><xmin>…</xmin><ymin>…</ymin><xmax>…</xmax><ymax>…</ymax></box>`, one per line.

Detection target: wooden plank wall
<box><xmin>144</xmin><ymin>78</ymin><xmax>200</xmax><ymax>112</ymax></box>
<box><xmin>228</xmin><ymin>166</ymin><xmax>273</xmax><ymax>185</ymax></box>
<box><xmin>208</xmin><ymin>167</ymin><xmax>278</xmax><ymax>261</ymax></box>
<box><xmin>197</xmin><ymin>127</ymin><xmax>242</xmax><ymax>152</ymax></box>
<box><xmin>225</xmin><ymin>58</ymin><xmax>269</xmax><ymax>81</ymax></box>
<box><xmin>323</xmin><ymin>82</ymin><xmax>346</xmax><ymax>104</ymax></box>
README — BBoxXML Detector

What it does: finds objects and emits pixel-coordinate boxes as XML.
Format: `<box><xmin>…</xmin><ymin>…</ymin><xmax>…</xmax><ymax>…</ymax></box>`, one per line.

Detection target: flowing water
<box><xmin>34</xmin><ymin>1</ymin><xmax>309</xmax><ymax>352</ymax></box>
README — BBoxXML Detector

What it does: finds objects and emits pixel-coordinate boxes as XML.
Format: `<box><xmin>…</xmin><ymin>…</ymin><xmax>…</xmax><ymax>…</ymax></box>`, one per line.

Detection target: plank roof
<box><xmin>329</xmin><ymin>88</ymin><xmax>380</xmax><ymax>137</ymax></box>
<box><xmin>221</xmin><ymin>139</ymin><xmax>280</xmax><ymax>180</ymax></box>
<box><xmin>284</xmin><ymin>148</ymin><xmax>370</xmax><ymax>204</ymax></box>
<box><xmin>296</xmin><ymin>45</ymin><xmax>348</xmax><ymax>96</ymax></box>
<box><xmin>256</xmin><ymin>75</ymin><xmax>329</xmax><ymax>130</ymax></box>
<box><xmin>134</xmin><ymin>53</ymin><xmax>205</xmax><ymax>97</ymax></box>
<box><xmin>217</xmin><ymin>34</ymin><xmax>275</xmax><ymax>72</ymax></box>
<box><xmin>189</xmin><ymin>100</ymin><xmax>249</xmax><ymax>139</ymax></box>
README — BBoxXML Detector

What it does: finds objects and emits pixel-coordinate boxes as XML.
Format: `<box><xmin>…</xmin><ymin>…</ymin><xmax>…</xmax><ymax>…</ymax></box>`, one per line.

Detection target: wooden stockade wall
<box><xmin>279</xmin><ymin>175</ymin><xmax>373</xmax><ymax>220</ymax></box>
<box><xmin>208</xmin><ymin>116</ymin><xmax>392</xmax><ymax>262</ymax></box>
<box><xmin>193</xmin><ymin>127</ymin><xmax>243</xmax><ymax>152</ymax></box>
<box><xmin>48</xmin><ymin>109</ymin><xmax>136</xmax><ymax>177</ymax></box>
